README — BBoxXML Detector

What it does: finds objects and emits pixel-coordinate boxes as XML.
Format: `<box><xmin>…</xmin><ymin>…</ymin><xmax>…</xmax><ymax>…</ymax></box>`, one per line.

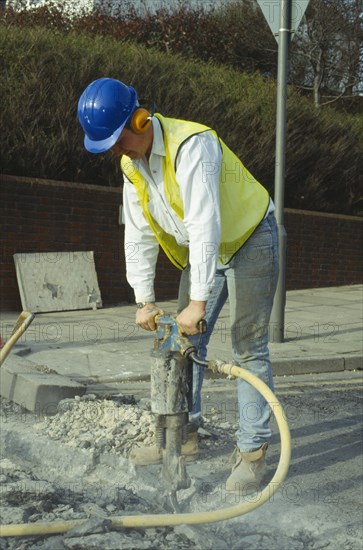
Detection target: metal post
<box><xmin>269</xmin><ymin>0</ymin><xmax>291</xmax><ymax>343</ymax></box>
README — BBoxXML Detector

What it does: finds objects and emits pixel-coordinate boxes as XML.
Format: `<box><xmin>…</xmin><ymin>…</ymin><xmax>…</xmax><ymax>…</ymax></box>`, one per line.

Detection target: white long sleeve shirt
<box><xmin>122</xmin><ymin>117</ymin><xmax>222</xmax><ymax>303</ymax></box>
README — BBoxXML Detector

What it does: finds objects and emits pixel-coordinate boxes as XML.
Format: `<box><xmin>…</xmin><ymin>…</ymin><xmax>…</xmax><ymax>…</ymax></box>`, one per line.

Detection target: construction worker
<box><xmin>78</xmin><ymin>77</ymin><xmax>279</xmax><ymax>494</ymax></box>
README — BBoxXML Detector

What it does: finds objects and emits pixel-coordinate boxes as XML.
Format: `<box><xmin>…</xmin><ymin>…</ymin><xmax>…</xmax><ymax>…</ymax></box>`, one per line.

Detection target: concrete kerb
<box><xmin>0</xmin><ymin>356</ymin><xmax>87</xmax><ymax>414</ymax></box>
<box><xmin>1</xmin><ymin>350</ymin><xmax>360</xmax><ymax>415</ymax></box>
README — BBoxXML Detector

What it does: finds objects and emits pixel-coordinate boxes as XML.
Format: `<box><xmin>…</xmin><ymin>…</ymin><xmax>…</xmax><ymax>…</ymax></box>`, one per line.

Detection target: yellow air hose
<box><xmin>0</xmin><ymin>361</ymin><xmax>291</xmax><ymax>537</ymax></box>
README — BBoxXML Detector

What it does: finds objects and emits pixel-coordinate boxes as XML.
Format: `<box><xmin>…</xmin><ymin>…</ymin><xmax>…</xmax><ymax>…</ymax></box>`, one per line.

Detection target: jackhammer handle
<box><xmin>153</xmin><ymin>314</ymin><xmax>207</xmax><ymax>333</ymax></box>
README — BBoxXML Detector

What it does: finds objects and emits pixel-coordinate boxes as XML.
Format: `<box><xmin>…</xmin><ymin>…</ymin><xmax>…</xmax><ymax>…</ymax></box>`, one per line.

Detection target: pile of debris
<box><xmin>34</xmin><ymin>394</ymin><xmax>238</xmax><ymax>459</ymax></box>
<box><xmin>34</xmin><ymin>394</ymin><xmax>156</xmax><ymax>458</ymax></box>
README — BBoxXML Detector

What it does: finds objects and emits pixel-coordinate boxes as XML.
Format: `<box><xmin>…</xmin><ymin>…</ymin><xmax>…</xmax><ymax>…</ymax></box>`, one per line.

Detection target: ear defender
<box><xmin>130</xmin><ymin>107</ymin><xmax>152</xmax><ymax>134</ymax></box>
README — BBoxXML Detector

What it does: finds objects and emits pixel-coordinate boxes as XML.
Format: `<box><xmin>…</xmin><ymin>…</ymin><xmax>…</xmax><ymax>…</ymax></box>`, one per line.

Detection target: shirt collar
<box><xmin>133</xmin><ymin>116</ymin><xmax>165</xmax><ymax>171</ymax></box>
<box><xmin>149</xmin><ymin>116</ymin><xmax>165</xmax><ymax>157</ymax></box>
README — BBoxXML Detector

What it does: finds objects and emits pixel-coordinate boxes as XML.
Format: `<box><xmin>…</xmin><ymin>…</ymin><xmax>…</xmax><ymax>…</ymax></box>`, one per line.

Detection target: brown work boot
<box><xmin>129</xmin><ymin>429</ymin><xmax>199</xmax><ymax>466</ymax></box>
<box><xmin>225</xmin><ymin>443</ymin><xmax>268</xmax><ymax>494</ymax></box>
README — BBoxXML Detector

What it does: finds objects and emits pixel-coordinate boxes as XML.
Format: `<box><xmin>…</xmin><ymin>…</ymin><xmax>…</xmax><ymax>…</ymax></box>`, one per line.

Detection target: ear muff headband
<box><xmin>130</xmin><ymin>108</ymin><xmax>152</xmax><ymax>134</ymax></box>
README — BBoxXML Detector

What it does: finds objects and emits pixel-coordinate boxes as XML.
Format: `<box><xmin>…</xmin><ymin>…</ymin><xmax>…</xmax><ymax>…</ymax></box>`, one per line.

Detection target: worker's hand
<box><xmin>176</xmin><ymin>301</ymin><xmax>207</xmax><ymax>336</ymax></box>
<box><xmin>136</xmin><ymin>303</ymin><xmax>164</xmax><ymax>331</ymax></box>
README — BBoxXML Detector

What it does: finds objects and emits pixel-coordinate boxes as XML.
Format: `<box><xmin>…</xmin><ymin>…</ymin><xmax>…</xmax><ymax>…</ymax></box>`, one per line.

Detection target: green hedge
<box><xmin>1</xmin><ymin>24</ymin><xmax>362</xmax><ymax>215</ymax></box>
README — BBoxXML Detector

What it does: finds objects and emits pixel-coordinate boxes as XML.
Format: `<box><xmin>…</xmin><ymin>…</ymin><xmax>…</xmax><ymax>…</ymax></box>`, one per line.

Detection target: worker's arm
<box><xmin>123</xmin><ymin>178</ymin><xmax>159</xmax><ymax>303</ymax></box>
<box><xmin>175</xmin><ymin>131</ymin><xmax>222</xmax><ymax>334</ymax></box>
<box><xmin>123</xmin><ymin>179</ymin><xmax>165</xmax><ymax>331</ymax></box>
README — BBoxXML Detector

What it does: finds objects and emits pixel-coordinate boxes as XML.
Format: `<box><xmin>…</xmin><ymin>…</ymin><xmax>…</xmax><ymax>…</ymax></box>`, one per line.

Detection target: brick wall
<box><xmin>1</xmin><ymin>174</ymin><xmax>362</xmax><ymax>311</ymax></box>
<box><xmin>0</xmin><ymin>174</ymin><xmax>128</xmax><ymax>311</ymax></box>
<box><xmin>284</xmin><ymin>209</ymin><xmax>363</xmax><ymax>289</ymax></box>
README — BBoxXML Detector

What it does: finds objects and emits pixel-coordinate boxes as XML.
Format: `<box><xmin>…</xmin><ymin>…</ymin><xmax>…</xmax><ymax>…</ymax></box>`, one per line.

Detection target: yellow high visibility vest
<box><xmin>121</xmin><ymin>114</ymin><xmax>269</xmax><ymax>269</ymax></box>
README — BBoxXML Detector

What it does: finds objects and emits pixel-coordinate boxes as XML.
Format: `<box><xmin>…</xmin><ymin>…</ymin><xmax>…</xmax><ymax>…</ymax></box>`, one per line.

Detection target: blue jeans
<box><xmin>178</xmin><ymin>213</ymin><xmax>279</xmax><ymax>452</ymax></box>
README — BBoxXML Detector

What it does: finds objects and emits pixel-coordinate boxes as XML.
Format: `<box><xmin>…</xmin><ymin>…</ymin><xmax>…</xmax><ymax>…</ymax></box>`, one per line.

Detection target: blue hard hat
<box><xmin>77</xmin><ymin>78</ymin><xmax>138</xmax><ymax>153</ymax></box>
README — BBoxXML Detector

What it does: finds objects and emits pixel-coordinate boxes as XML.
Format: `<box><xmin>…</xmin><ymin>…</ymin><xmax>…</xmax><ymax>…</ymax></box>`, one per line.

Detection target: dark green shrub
<box><xmin>0</xmin><ymin>24</ymin><xmax>362</xmax><ymax>215</ymax></box>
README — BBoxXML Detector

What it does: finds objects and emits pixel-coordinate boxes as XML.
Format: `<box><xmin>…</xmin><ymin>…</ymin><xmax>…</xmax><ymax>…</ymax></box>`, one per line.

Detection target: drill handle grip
<box><xmin>197</xmin><ymin>319</ymin><xmax>207</xmax><ymax>334</ymax></box>
<box><xmin>154</xmin><ymin>314</ymin><xmax>207</xmax><ymax>334</ymax></box>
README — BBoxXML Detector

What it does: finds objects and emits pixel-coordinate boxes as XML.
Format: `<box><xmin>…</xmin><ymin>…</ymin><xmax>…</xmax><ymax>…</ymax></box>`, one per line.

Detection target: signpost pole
<box><xmin>269</xmin><ymin>0</ymin><xmax>291</xmax><ymax>343</ymax></box>
<box><xmin>257</xmin><ymin>0</ymin><xmax>309</xmax><ymax>342</ymax></box>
